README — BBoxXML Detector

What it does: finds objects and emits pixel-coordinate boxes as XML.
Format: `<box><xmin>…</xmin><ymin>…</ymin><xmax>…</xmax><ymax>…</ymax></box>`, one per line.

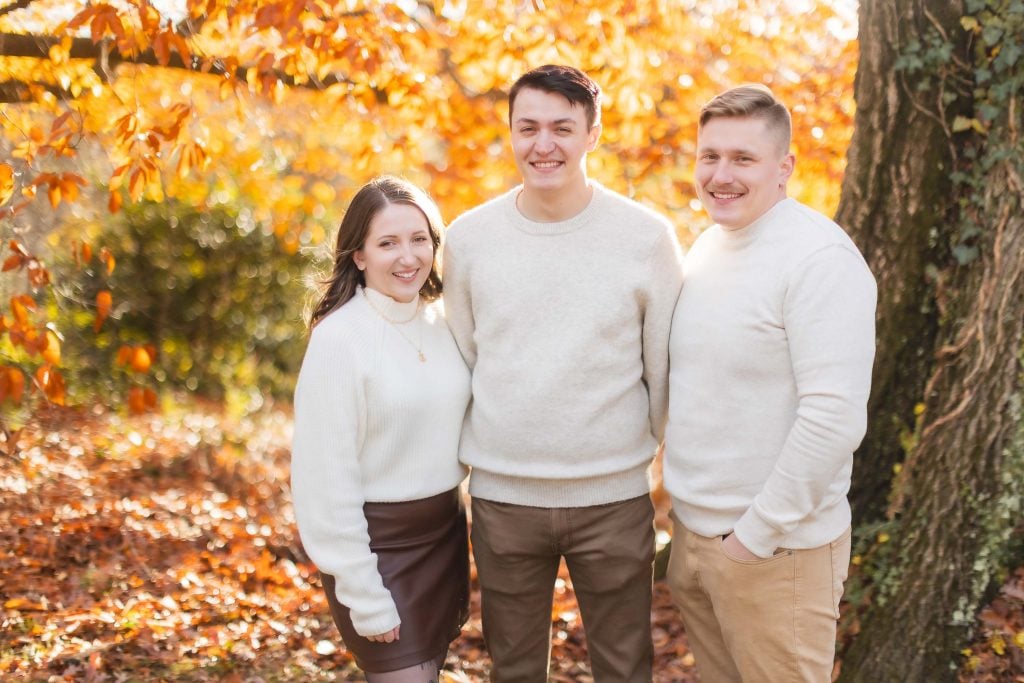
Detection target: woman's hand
<box><xmin>366</xmin><ymin>626</ymin><xmax>400</xmax><ymax>643</ymax></box>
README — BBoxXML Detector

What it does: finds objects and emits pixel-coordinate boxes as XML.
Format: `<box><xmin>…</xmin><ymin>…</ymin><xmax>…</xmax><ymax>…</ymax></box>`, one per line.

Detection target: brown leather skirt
<box><xmin>320</xmin><ymin>487</ymin><xmax>469</xmax><ymax>673</ymax></box>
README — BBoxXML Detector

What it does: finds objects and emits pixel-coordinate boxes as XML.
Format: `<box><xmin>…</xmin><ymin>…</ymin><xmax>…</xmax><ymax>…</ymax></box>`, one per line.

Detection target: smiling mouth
<box><xmin>393</xmin><ymin>269</ymin><xmax>419</xmax><ymax>280</ymax></box>
<box><xmin>710</xmin><ymin>191</ymin><xmax>742</xmax><ymax>200</ymax></box>
<box><xmin>531</xmin><ymin>161</ymin><xmax>563</xmax><ymax>169</ymax></box>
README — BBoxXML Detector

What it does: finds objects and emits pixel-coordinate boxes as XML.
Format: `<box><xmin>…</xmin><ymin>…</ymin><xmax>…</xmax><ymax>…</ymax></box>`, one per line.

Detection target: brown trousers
<box><xmin>666</xmin><ymin>512</ymin><xmax>851</xmax><ymax>683</ymax></box>
<box><xmin>470</xmin><ymin>495</ymin><xmax>656</xmax><ymax>683</ymax></box>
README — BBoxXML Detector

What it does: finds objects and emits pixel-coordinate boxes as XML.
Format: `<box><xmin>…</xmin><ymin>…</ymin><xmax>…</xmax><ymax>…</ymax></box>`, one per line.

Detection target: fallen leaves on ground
<box><xmin>0</xmin><ymin>403</ymin><xmax>697</xmax><ymax>681</ymax></box>
<box><xmin>5</xmin><ymin>403</ymin><xmax>1016</xmax><ymax>681</ymax></box>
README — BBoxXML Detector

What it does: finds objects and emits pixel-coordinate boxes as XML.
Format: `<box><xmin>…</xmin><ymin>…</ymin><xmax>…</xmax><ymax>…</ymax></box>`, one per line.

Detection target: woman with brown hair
<box><xmin>291</xmin><ymin>176</ymin><xmax>470</xmax><ymax>682</ymax></box>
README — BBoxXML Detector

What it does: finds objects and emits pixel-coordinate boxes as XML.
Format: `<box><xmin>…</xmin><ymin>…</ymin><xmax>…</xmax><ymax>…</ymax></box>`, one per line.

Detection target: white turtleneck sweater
<box><xmin>443</xmin><ymin>181</ymin><xmax>684</xmax><ymax>507</ymax></box>
<box><xmin>290</xmin><ymin>287</ymin><xmax>470</xmax><ymax>636</ymax></box>
<box><xmin>665</xmin><ymin>198</ymin><xmax>877</xmax><ymax>558</ymax></box>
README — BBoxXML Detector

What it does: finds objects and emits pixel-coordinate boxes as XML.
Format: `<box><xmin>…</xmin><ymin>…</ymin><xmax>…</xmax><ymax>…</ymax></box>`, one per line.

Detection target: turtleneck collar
<box><xmin>716</xmin><ymin>197</ymin><xmax>794</xmax><ymax>249</ymax></box>
<box><xmin>361</xmin><ymin>286</ymin><xmax>421</xmax><ymax>323</ymax></box>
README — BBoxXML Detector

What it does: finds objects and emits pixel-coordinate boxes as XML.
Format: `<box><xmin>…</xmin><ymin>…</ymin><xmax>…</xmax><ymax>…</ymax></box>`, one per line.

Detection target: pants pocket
<box><xmin>828</xmin><ymin>527</ymin><xmax>852</xmax><ymax>619</ymax></box>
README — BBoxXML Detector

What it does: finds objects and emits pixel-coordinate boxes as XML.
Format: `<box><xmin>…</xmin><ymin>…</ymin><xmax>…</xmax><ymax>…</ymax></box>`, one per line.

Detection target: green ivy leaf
<box><xmin>953</xmin><ymin>244</ymin><xmax>980</xmax><ymax>265</ymax></box>
<box><xmin>982</xmin><ymin>24</ymin><xmax>1004</xmax><ymax>46</ymax></box>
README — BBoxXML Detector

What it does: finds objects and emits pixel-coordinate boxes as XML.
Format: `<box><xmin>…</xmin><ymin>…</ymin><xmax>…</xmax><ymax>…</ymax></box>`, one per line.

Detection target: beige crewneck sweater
<box><xmin>443</xmin><ymin>182</ymin><xmax>684</xmax><ymax>507</ymax></box>
<box><xmin>290</xmin><ymin>287</ymin><xmax>470</xmax><ymax>636</ymax></box>
<box><xmin>665</xmin><ymin>198</ymin><xmax>877</xmax><ymax>558</ymax></box>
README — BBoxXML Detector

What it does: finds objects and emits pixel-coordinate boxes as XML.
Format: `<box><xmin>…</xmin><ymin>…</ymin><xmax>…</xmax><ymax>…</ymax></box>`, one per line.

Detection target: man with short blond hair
<box><xmin>664</xmin><ymin>84</ymin><xmax>877</xmax><ymax>682</ymax></box>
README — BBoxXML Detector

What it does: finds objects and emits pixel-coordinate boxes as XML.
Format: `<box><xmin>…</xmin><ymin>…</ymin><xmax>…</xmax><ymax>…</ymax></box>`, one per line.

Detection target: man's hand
<box><xmin>721</xmin><ymin>532</ymin><xmax>761</xmax><ymax>561</ymax></box>
<box><xmin>366</xmin><ymin>626</ymin><xmax>400</xmax><ymax>643</ymax></box>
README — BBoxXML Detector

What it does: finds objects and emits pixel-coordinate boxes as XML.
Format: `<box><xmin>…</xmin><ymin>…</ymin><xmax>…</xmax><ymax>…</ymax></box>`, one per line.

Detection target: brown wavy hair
<box><xmin>308</xmin><ymin>176</ymin><xmax>444</xmax><ymax>329</ymax></box>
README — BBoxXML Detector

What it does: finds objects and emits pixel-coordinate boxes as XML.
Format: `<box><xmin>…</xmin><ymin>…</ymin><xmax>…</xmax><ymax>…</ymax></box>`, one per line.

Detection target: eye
<box><xmin>378</xmin><ymin>239</ymin><xmax>395</xmax><ymax>248</ymax></box>
<box><xmin>557</xmin><ymin>127</ymin><xmax>572</xmax><ymax>134</ymax></box>
<box><xmin>413</xmin><ymin>235</ymin><xmax>430</xmax><ymax>243</ymax></box>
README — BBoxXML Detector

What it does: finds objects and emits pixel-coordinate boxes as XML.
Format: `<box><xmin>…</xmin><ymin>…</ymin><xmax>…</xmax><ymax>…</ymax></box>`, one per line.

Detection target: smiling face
<box><xmin>510</xmin><ymin>87</ymin><xmax>600</xmax><ymax>197</ymax></box>
<box><xmin>695</xmin><ymin>115</ymin><xmax>794</xmax><ymax>230</ymax></box>
<box><xmin>353</xmin><ymin>202</ymin><xmax>434</xmax><ymax>303</ymax></box>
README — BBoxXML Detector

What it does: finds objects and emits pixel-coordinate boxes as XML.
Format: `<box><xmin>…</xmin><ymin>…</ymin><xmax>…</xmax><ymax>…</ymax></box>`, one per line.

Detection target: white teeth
<box><xmin>713</xmin><ymin>192</ymin><xmax>741</xmax><ymax>199</ymax></box>
<box><xmin>533</xmin><ymin>161</ymin><xmax>561</xmax><ymax>168</ymax></box>
<box><xmin>393</xmin><ymin>270</ymin><xmax>417</xmax><ymax>279</ymax></box>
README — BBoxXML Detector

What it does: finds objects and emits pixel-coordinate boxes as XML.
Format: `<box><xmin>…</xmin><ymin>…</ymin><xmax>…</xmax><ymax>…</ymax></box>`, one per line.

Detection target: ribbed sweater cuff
<box><xmin>468</xmin><ymin>463</ymin><xmax>651</xmax><ymax>508</ymax></box>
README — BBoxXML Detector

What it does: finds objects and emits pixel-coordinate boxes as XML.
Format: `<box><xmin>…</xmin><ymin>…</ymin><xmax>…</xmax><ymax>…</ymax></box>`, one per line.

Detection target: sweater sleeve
<box><xmin>642</xmin><ymin>226</ymin><xmax>684</xmax><ymax>442</ymax></box>
<box><xmin>442</xmin><ymin>232</ymin><xmax>477</xmax><ymax>368</ymax></box>
<box><xmin>733</xmin><ymin>245</ymin><xmax>877</xmax><ymax>557</ymax></box>
<box><xmin>290</xmin><ymin>325</ymin><xmax>401</xmax><ymax>636</ymax></box>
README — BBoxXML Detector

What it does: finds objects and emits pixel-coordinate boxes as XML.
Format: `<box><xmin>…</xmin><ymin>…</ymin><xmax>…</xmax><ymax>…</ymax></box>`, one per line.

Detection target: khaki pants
<box><xmin>471</xmin><ymin>495</ymin><xmax>656</xmax><ymax>683</ymax></box>
<box><xmin>666</xmin><ymin>513</ymin><xmax>851</xmax><ymax>683</ymax></box>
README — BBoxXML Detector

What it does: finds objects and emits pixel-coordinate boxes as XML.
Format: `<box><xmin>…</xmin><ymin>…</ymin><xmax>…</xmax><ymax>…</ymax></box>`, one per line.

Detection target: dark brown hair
<box><xmin>509</xmin><ymin>64</ymin><xmax>602</xmax><ymax>129</ymax></box>
<box><xmin>699</xmin><ymin>84</ymin><xmax>792</xmax><ymax>153</ymax></box>
<box><xmin>308</xmin><ymin>176</ymin><xmax>444</xmax><ymax>329</ymax></box>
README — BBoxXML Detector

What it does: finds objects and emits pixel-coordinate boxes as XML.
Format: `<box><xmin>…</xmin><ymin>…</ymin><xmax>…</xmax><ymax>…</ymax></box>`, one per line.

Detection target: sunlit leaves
<box><xmin>0</xmin><ymin>163</ymin><xmax>14</xmax><ymax>205</ymax></box>
<box><xmin>0</xmin><ymin>0</ymin><xmax>857</xmax><ymax>415</ymax></box>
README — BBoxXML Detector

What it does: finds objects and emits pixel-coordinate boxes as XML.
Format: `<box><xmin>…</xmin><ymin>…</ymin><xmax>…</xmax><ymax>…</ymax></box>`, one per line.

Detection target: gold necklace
<box><xmin>363</xmin><ymin>289</ymin><xmax>426</xmax><ymax>362</ymax></box>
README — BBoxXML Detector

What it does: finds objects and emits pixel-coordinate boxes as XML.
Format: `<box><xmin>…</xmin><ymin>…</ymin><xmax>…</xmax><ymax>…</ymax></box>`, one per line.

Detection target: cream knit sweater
<box><xmin>665</xmin><ymin>198</ymin><xmax>877</xmax><ymax>558</ymax></box>
<box><xmin>443</xmin><ymin>182</ymin><xmax>684</xmax><ymax>507</ymax></box>
<box><xmin>290</xmin><ymin>287</ymin><xmax>470</xmax><ymax>636</ymax></box>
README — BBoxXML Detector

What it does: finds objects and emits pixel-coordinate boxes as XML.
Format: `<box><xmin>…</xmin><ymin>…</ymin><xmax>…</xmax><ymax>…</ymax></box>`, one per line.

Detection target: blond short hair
<box><xmin>699</xmin><ymin>84</ymin><xmax>791</xmax><ymax>153</ymax></box>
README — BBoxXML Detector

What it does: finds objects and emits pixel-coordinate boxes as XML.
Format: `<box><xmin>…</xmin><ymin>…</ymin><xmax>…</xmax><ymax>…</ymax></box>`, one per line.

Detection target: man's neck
<box><xmin>516</xmin><ymin>182</ymin><xmax>594</xmax><ymax>223</ymax></box>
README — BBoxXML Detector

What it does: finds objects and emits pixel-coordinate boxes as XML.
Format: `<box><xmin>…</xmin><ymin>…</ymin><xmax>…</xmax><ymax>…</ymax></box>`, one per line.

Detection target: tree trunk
<box><xmin>836</xmin><ymin>0</ymin><xmax>965</xmax><ymax>522</ymax></box>
<box><xmin>838</xmin><ymin>1</ymin><xmax>1024</xmax><ymax>680</ymax></box>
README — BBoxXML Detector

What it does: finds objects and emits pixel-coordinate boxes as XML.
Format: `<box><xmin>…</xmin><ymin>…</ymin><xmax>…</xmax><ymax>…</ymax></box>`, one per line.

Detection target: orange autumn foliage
<box><xmin>0</xmin><ymin>0</ymin><xmax>857</xmax><ymax>417</ymax></box>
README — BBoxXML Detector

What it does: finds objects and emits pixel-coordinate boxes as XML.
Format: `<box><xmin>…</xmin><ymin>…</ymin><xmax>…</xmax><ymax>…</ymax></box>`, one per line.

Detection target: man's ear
<box><xmin>779</xmin><ymin>152</ymin><xmax>795</xmax><ymax>185</ymax></box>
<box><xmin>587</xmin><ymin>123</ymin><xmax>602</xmax><ymax>152</ymax></box>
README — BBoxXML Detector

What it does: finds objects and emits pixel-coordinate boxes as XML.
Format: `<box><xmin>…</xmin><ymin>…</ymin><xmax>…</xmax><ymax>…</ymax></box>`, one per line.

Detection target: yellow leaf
<box><xmin>992</xmin><ymin>634</ymin><xmax>1006</xmax><ymax>656</ymax></box>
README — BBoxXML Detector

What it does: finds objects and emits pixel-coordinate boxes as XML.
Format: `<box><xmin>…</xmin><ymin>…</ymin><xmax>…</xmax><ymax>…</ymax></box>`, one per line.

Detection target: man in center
<box><xmin>443</xmin><ymin>64</ymin><xmax>684</xmax><ymax>682</ymax></box>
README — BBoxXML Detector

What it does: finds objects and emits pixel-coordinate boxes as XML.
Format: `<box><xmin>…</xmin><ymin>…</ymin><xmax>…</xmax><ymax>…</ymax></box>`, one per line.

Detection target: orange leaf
<box><xmin>143</xmin><ymin>387</ymin><xmax>158</xmax><ymax>410</ymax></box>
<box><xmin>0</xmin><ymin>367</ymin><xmax>25</xmax><ymax>403</ymax></box>
<box><xmin>81</xmin><ymin>242</ymin><xmax>93</xmax><ymax>262</ymax></box>
<box><xmin>47</xmin><ymin>182</ymin><xmax>61</xmax><ymax>208</ymax></box>
<box><xmin>34</xmin><ymin>365</ymin><xmax>66</xmax><ymax>405</ymax></box>
<box><xmin>2</xmin><ymin>254</ymin><xmax>23</xmax><ymax>271</ymax></box>
<box><xmin>41</xmin><ymin>330</ymin><xmax>61</xmax><ymax>366</ymax></box>
<box><xmin>0</xmin><ymin>163</ymin><xmax>13</xmax><ymax>205</ymax></box>
<box><xmin>153</xmin><ymin>31</ymin><xmax>170</xmax><ymax>66</ymax></box>
<box><xmin>130</xmin><ymin>347</ymin><xmax>152</xmax><ymax>373</ymax></box>
<box><xmin>116</xmin><ymin>345</ymin><xmax>133</xmax><ymax>366</ymax></box>
<box><xmin>99</xmin><ymin>247</ymin><xmax>115</xmax><ymax>275</ymax></box>
<box><xmin>127</xmin><ymin>386</ymin><xmax>146</xmax><ymax>414</ymax></box>
<box><xmin>10</xmin><ymin>296</ymin><xmax>31</xmax><ymax>325</ymax></box>
<box><xmin>108</xmin><ymin>190</ymin><xmax>122</xmax><ymax>214</ymax></box>
<box><xmin>95</xmin><ymin>290</ymin><xmax>112</xmax><ymax>332</ymax></box>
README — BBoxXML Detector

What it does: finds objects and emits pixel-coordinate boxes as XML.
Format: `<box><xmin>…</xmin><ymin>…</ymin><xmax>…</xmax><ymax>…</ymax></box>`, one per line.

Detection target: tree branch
<box><xmin>0</xmin><ymin>32</ymin><xmax>365</xmax><ymax>101</ymax></box>
<box><xmin>0</xmin><ymin>0</ymin><xmax>36</xmax><ymax>19</ymax></box>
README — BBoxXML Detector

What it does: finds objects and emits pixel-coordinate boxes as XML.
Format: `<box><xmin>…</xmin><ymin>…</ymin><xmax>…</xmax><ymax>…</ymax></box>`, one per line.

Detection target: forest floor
<box><xmin>0</xmin><ymin>403</ymin><xmax>1021</xmax><ymax>682</ymax></box>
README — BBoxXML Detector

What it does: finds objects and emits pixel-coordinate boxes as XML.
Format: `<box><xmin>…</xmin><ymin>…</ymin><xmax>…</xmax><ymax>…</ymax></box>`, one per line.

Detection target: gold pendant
<box><xmin>418</xmin><ymin>352</ymin><xmax>426</xmax><ymax>362</ymax></box>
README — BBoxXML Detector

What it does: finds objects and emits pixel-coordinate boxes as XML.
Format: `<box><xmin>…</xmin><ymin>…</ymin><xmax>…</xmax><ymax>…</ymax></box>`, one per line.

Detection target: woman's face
<box><xmin>353</xmin><ymin>203</ymin><xmax>434</xmax><ymax>303</ymax></box>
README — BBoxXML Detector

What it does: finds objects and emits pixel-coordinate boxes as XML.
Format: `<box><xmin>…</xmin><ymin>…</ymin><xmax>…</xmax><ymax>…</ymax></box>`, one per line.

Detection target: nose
<box><xmin>711</xmin><ymin>161</ymin><xmax>733</xmax><ymax>185</ymax></box>
<box><xmin>397</xmin><ymin>241</ymin><xmax>418</xmax><ymax>264</ymax></box>
<box><xmin>535</xmin><ymin>129</ymin><xmax>556</xmax><ymax>154</ymax></box>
